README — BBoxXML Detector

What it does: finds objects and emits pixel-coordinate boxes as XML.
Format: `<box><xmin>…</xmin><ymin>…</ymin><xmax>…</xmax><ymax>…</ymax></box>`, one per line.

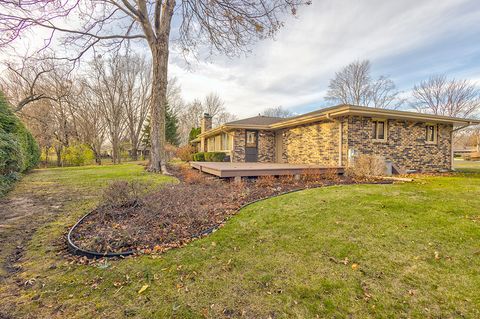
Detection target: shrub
<box><xmin>62</xmin><ymin>144</ymin><xmax>95</xmax><ymax>166</ymax></box>
<box><xmin>204</xmin><ymin>152</ymin><xmax>226</xmax><ymax>162</ymax></box>
<box><xmin>193</xmin><ymin>152</ymin><xmax>206</xmax><ymax>161</ymax></box>
<box><xmin>301</xmin><ymin>168</ymin><xmax>323</xmax><ymax>182</ymax></box>
<box><xmin>345</xmin><ymin>154</ymin><xmax>386</xmax><ymax>178</ymax></box>
<box><xmin>176</xmin><ymin>145</ymin><xmax>195</xmax><ymax>162</ymax></box>
<box><xmin>256</xmin><ymin>175</ymin><xmax>276</xmax><ymax>187</ymax></box>
<box><xmin>102</xmin><ymin>180</ymin><xmax>152</xmax><ymax>208</ymax></box>
<box><xmin>165</xmin><ymin>143</ymin><xmax>178</xmax><ymax>162</ymax></box>
<box><xmin>0</xmin><ymin>91</ymin><xmax>40</xmax><ymax>195</ymax></box>
<box><xmin>182</xmin><ymin>168</ymin><xmax>205</xmax><ymax>184</ymax></box>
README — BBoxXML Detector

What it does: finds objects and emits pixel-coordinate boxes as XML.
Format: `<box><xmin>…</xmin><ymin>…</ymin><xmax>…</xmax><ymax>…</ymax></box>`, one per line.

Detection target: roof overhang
<box><xmin>270</xmin><ymin>104</ymin><xmax>480</xmax><ymax>129</ymax></box>
<box><xmin>198</xmin><ymin>104</ymin><xmax>480</xmax><ymax>137</ymax></box>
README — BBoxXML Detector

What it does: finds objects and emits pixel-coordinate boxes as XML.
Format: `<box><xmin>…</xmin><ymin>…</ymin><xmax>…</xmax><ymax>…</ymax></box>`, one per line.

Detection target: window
<box><xmin>372</xmin><ymin>120</ymin><xmax>387</xmax><ymax>141</ymax></box>
<box><xmin>221</xmin><ymin>133</ymin><xmax>230</xmax><ymax>150</ymax></box>
<box><xmin>426</xmin><ymin>124</ymin><xmax>437</xmax><ymax>143</ymax></box>
<box><xmin>207</xmin><ymin>137</ymin><xmax>215</xmax><ymax>152</ymax></box>
<box><xmin>246</xmin><ymin>131</ymin><xmax>257</xmax><ymax>147</ymax></box>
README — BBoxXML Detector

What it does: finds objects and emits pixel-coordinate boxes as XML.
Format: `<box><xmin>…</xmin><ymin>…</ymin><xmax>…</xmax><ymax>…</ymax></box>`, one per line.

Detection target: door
<box><xmin>245</xmin><ymin>130</ymin><xmax>258</xmax><ymax>162</ymax></box>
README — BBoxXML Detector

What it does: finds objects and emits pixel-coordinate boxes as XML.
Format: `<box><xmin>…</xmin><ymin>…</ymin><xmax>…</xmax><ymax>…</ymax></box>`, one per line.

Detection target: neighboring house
<box><xmin>193</xmin><ymin>104</ymin><xmax>479</xmax><ymax>173</ymax></box>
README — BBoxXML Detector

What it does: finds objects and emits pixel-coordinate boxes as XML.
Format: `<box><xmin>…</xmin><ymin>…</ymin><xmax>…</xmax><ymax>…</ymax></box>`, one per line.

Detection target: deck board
<box><xmin>190</xmin><ymin>162</ymin><xmax>343</xmax><ymax>178</ymax></box>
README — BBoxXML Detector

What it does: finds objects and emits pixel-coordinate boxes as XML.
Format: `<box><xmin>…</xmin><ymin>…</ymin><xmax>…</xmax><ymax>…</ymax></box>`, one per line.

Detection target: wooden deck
<box><xmin>190</xmin><ymin>162</ymin><xmax>344</xmax><ymax>178</ymax></box>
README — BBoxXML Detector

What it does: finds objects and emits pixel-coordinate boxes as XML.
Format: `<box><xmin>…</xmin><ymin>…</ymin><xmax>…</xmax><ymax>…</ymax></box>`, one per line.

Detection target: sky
<box><xmin>167</xmin><ymin>0</ymin><xmax>480</xmax><ymax>117</ymax></box>
<box><xmin>2</xmin><ymin>0</ymin><xmax>480</xmax><ymax>118</ymax></box>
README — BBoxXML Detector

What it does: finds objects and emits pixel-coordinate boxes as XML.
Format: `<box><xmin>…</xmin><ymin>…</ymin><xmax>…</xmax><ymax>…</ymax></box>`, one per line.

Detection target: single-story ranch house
<box><xmin>193</xmin><ymin>104</ymin><xmax>479</xmax><ymax>173</ymax></box>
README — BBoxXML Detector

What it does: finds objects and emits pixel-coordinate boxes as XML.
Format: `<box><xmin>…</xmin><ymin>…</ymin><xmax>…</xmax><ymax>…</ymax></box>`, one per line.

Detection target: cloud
<box><xmin>169</xmin><ymin>0</ymin><xmax>480</xmax><ymax>117</ymax></box>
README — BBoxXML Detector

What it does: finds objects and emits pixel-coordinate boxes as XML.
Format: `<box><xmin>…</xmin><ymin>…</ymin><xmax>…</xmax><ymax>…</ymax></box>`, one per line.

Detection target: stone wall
<box><xmin>232</xmin><ymin>129</ymin><xmax>246</xmax><ymax>162</ymax></box>
<box><xmin>232</xmin><ymin>129</ymin><xmax>276</xmax><ymax>163</ymax></box>
<box><xmin>258</xmin><ymin>130</ymin><xmax>275</xmax><ymax>163</ymax></box>
<box><xmin>281</xmin><ymin>119</ymin><xmax>345</xmax><ymax>166</ymax></box>
<box><xmin>347</xmin><ymin>116</ymin><xmax>452</xmax><ymax>172</ymax></box>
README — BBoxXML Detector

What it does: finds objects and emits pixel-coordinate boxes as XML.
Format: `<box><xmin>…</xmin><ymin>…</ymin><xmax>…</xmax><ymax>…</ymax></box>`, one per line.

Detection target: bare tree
<box><xmin>325</xmin><ymin>60</ymin><xmax>402</xmax><ymax>109</ymax></box>
<box><xmin>87</xmin><ymin>55</ymin><xmax>126</xmax><ymax>164</ymax></box>
<box><xmin>69</xmin><ymin>81</ymin><xmax>108</xmax><ymax>165</ymax></box>
<box><xmin>262</xmin><ymin>106</ymin><xmax>293</xmax><ymax>118</ymax></box>
<box><xmin>412</xmin><ymin>75</ymin><xmax>480</xmax><ymax>118</ymax></box>
<box><xmin>0</xmin><ymin>0</ymin><xmax>307</xmax><ymax>174</ymax></box>
<box><xmin>0</xmin><ymin>57</ymin><xmax>55</xmax><ymax>112</ymax></box>
<box><xmin>121</xmin><ymin>52</ymin><xmax>151</xmax><ymax>161</ymax></box>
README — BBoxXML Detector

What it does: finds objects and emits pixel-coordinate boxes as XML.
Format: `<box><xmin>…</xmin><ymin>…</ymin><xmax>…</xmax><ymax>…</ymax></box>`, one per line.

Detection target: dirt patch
<box><xmin>70</xmin><ymin>165</ymin><xmax>389</xmax><ymax>254</ymax></box>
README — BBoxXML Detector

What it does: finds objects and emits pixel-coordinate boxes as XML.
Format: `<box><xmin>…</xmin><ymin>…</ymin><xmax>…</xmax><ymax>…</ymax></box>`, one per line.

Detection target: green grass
<box><xmin>1</xmin><ymin>162</ymin><xmax>480</xmax><ymax>318</ymax></box>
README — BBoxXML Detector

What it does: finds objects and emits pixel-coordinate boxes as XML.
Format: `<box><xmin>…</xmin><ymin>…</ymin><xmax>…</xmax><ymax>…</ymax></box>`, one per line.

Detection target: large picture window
<box><xmin>372</xmin><ymin>120</ymin><xmax>387</xmax><ymax>141</ymax></box>
<box><xmin>426</xmin><ymin>124</ymin><xmax>437</xmax><ymax>144</ymax></box>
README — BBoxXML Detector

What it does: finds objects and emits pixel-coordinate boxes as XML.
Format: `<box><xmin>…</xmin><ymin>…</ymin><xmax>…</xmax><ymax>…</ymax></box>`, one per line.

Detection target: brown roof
<box><xmin>225</xmin><ymin>115</ymin><xmax>285</xmax><ymax>126</ymax></box>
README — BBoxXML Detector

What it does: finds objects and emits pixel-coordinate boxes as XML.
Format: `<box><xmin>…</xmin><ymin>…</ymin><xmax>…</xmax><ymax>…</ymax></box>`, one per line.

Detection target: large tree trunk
<box><xmin>148</xmin><ymin>1</ymin><xmax>175</xmax><ymax>174</ymax></box>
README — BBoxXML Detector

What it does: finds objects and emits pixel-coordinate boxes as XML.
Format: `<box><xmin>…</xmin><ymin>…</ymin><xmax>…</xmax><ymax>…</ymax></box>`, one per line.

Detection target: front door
<box><xmin>245</xmin><ymin>130</ymin><xmax>258</xmax><ymax>162</ymax></box>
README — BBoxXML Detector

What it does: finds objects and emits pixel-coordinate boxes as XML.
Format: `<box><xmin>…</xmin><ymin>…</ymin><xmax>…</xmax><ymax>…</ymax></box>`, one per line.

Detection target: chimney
<box><xmin>201</xmin><ymin>113</ymin><xmax>213</xmax><ymax>133</ymax></box>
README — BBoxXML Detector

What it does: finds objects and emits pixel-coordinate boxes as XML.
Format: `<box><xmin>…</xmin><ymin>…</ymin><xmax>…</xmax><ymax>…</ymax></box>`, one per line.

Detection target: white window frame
<box><xmin>425</xmin><ymin>124</ymin><xmax>438</xmax><ymax>144</ymax></box>
<box><xmin>372</xmin><ymin>119</ymin><xmax>388</xmax><ymax>142</ymax></box>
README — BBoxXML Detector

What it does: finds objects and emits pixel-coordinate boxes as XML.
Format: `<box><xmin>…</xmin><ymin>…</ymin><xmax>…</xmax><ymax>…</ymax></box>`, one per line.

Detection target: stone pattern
<box><xmin>347</xmin><ymin>116</ymin><xmax>452</xmax><ymax>172</ymax></box>
<box><xmin>282</xmin><ymin>119</ymin><xmax>346</xmax><ymax>166</ymax></box>
<box><xmin>232</xmin><ymin>129</ymin><xmax>246</xmax><ymax>162</ymax></box>
<box><xmin>257</xmin><ymin>130</ymin><xmax>275</xmax><ymax>163</ymax></box>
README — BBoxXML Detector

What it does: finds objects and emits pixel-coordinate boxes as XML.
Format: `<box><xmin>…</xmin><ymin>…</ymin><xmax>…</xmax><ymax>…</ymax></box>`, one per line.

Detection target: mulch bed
<box><xmin>69</xmin><ymin>165</ymin><xmax>390</xmax><ymax>255</ymax></box>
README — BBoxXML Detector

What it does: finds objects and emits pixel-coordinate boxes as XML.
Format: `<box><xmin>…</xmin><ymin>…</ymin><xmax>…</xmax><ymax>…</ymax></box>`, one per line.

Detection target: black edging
<box><xmin>67</xmin><ymin>182</ymin><xmax>391</xmax><ymax>259</ymax></box>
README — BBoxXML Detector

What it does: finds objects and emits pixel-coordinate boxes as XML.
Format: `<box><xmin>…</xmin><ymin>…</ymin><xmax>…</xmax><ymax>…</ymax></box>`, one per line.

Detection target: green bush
<box><xmin>0</xmin><ymin>91</ymin><xmax>40</xmax><ymax>196</ymax></box>
<box><xmin>62</xmin><ymin>144</ymin><xmax>95</xmax><ymax>166</ymax></box>
<box><xmin>204</xmin><ymin>152</ymin><xmax>226</xmax><ymax>162</ymax></box>
<box><xmin>192</xmin><ymin>152</ymin><xmax>205</xmax><ymax>161</ymax></box>
<box><xmin>0</xmin><ymin>92</ymin><xmax>40</xmax><ymax>173</ymax></box>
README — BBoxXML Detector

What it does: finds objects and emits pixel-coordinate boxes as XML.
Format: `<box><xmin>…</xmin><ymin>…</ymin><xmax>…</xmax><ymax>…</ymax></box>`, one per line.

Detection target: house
<box><xmin>194</xmin><ymin>104</ymin><xmax>480</xmax><ymax>173</ymax></box>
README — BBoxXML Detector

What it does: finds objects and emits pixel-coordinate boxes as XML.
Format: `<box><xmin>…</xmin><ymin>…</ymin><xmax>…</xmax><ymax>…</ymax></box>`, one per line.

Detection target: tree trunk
<box><xmin>148</xmin><ymin>0</ymin><xmax>175</xmax><ymax>174</ymax></box>
<box><xmin>44</xmin><ymin>146</ymin><xmax>49</xmax><ymax>167</ymax></box>
<box><xmin>131</xmin><ymin>148</ymin><xmax>138</xmax><ymax>161</ymax></box>
<box><xmin>55</xmin><ymin>146</ymin><xmax>62</xmax><ymax>167</ymax></box>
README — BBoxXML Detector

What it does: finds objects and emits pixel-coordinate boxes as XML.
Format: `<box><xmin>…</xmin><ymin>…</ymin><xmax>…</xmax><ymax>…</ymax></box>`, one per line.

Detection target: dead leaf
<box><xmin>138</xmin><ymin>284</ymin><xmax>149</xmax><ymax>294</ymax></box>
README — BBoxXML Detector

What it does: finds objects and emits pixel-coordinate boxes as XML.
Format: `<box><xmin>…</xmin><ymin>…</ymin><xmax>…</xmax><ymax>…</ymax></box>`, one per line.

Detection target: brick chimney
<box><xmin>201</xmin><ymin>113</ymin><xmax>213</xmax><ymax>133</ymax></box>
<box><xmin>200</xmin><ymin>113</ymin><xmax>212</xmax><ymax>152</ymax></box>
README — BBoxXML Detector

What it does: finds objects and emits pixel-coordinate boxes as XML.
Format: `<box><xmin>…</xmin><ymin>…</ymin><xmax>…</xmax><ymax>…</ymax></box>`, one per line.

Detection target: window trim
<box><xmin>372</xmin><ymin>119</ymin><xmax>388</xmax><ymax>142</ymax></box>
<box><xmin>425</xmin><ymin>123</ymin><xmax>438</xmax><ymax>144</ymax></box>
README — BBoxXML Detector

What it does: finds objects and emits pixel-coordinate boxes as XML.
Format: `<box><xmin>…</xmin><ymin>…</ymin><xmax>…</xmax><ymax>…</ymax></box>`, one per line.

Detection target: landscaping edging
<box><xmin>67</xmin><ymin>186</ymin><xmax>322</xmax><ymax>259</ymax></box>
<box><xmin>67</xmin><ymin>181</ymin><xmax>395</xmax><ymax>259</ymax></box>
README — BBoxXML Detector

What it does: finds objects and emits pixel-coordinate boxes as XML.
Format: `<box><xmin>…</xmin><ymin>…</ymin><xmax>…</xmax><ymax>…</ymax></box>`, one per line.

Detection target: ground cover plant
<box><xmin>70</xmin><ymin>166</ymin><xmax>366</xmax><ymax>254</ymax></box>
<box><xmin>1</xmin><ymin>161</ymin><xmax>479</xmax><ymax>318</ymax></box>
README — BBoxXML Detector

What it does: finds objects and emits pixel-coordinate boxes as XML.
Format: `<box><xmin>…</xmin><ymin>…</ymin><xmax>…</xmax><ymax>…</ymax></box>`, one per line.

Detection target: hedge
<box><xmin>0</xmin><ymin>91</ymin><xmax>40</xmax><ymax>196</ymax></box>
<box><xmin>193</xmin><ymin>152</ymin><xmax>205</xmax><ymax>161</ymax></box>
<box><xmin>193</xmin><ymin>152</ymin><xmax>226</xmax><ymax>162</ymax></box>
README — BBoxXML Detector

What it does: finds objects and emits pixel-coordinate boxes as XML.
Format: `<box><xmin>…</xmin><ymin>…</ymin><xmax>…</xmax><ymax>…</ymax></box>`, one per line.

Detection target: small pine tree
<box><xmin>142</xmin><ymin>103</ymin><xmax>180</xmax><ymax>147</ymax></box>
<box><xmin>189</xmin><ymin>127</ymin><xmax>201</xmax><ymax>141</ymax></box>
<box><xmin>165</xmin><ymin>104</ymin><xmax>179</xmax><ymax>146</ymax></box>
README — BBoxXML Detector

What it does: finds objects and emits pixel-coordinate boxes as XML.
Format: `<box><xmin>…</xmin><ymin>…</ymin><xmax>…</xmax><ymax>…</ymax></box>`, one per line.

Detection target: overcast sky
<box><xmin>2</xmin><ymin>0</ymin><xmax>479</xmax><ymax>118</ymax></box>
<box><xmin>169</xmin><ymin>0</ymin><xmax>480</xmax><ymax>117</ymax></box>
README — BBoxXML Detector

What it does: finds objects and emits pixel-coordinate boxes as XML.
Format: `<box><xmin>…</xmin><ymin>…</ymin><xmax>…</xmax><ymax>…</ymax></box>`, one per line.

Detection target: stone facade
<box><xmin>347</xmin><ymin>116</ymin><xmax>452</xmax><ymax>172</ymax></box>
<box><xmin>228</xmin><ymin>116</ymin><xmax>452</xmax><ymax>172</ymax></box>
<box><xmin>232</xmin><ymin>129</ymin><xmax>246</xmax><ymax>162</ymax></box>
<box><xmin>258</xmin><ymin>130</ymin><xmax>275</xmax><ymax>163</ymax></box>
<box><xmin>232</xmin><ymin>129</ymin><xmax>275</xmax><ymax>163</ymax></box>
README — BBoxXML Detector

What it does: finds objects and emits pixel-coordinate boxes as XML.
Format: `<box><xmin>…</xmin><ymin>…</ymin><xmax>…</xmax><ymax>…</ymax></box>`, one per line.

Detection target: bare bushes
<box><xmin>102</xmin><ymin>180</ymin><xmax>152</xmax><ymax>208</ymax></box>
<box><xmin>346</xmin><ymin>154</ymin><xmax>386</xmax><ymax>179</ymax></box>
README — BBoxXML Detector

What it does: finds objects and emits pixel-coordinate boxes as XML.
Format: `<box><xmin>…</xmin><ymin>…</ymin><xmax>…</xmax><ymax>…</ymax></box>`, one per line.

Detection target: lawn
<box><xmin>1</xmin><ymin>161</ymin><xmax>480</xmax><ymax>318</ymax></box>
